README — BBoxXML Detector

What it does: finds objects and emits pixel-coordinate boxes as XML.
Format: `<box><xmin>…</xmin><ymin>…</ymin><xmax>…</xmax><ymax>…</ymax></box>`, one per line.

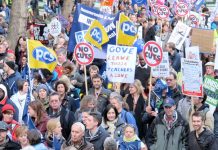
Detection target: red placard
<box><xmin>175</xmin><ymin>2</ymin><xmax>189</xmax><ymax>17</ymax></box>
<box><xmin>157</xmin><ymin>5</ymin><xmax>170</xmax><ymax>19</ymax></box>
<box><xmin>143</xmin><ymin>41</ymin><xmax>163</xmax><ymax>67</ymax></box>
<box><xmin>152</xmin><ymin>4</ymin><xmax>160</xmax><ymax>17</ymax></box>
<box><xmin>74</xmin><ymin>42</ymin><xmax>94</xmax><ymax>65</ymax></box>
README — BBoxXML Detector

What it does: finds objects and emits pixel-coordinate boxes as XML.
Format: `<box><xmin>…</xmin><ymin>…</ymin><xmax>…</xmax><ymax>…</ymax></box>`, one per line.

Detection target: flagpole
<box><xmin>26</xmin><ymin>39</ymin><xmax>33</xmax><ymax>92</ymax></box>
<box><xmin>84</xmin><ymin>65</ymin><xmax>88</xmax><ymax>95</ymax></box>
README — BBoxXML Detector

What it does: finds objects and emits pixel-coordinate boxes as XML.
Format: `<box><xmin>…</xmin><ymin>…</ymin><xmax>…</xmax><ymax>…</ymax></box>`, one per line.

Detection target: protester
<box><xmin>15</xmin><ymin>125</ymin><xmax>31</xmax><ymax>149</ymax></box>
<box><xmin>36</xmin><ymin>84</ymin><xmax>50</xmax><ymax>110</ymax></box>
<box><xmin>104</xmin><ymin>137</ymin><xmax>118</xmax><ymax>150</ymax></box>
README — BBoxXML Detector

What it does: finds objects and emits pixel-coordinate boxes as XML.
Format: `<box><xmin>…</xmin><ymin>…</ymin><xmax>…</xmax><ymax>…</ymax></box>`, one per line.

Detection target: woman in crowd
<box><xmin>36</xmin><ymin>84</ymin><xmax>50</xmax><ymax>111</ymax></box>
<box><xmin>102</xmin><ymin>104</ymin><xmax>125</xmax><ymax>140</ymax></box>
<box><xmin>118</xmin><ymin>124</ymin><xmax>147</xmax><ymax>150</ymax></box>
<box><xmin>28</xmin><ymin>100</ymin><xmax>49</xmax><ymax>135</ymax></box>
<box><xmin>160</xmin><ymin>21</ymin><xmax>171</xmax><ymax>51</ymax></box>
<box><xmin>126</xmin><ymin>79</ymin><xmax>146</xmax><ymax>139</ymax></box>
<box><xmin>45</xmin><ymin>118</ymin><xmax>65</xmax><ymax>150</ymax></box>
<box><xmin>15</xmin><ymin>125</ymin><xmax>32</xmax><ymax>149</ymax></box>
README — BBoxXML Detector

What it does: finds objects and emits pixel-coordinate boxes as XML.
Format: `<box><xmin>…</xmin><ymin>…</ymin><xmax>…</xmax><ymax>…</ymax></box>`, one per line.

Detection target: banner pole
<box><xmin>148</xmin><ymin>69</ymin><xmax>152</xmax><ymax>106</ymax></box>
<box><xmin>84</xmin><ymin>65</ymin><xmax>88</xmax><ymax>95</ymax></box>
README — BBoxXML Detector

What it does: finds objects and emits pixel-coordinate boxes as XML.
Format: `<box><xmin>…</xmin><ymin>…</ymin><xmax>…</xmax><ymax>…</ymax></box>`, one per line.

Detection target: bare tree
<box><xmin>62</xmin><ymin>0</ymin><xmax>74</xmax><ymax>19</ymax></box>
<box><xmin>7</xmin><ymin>0</ymin><xmax>28</xmax><ymax>51</ymax></box>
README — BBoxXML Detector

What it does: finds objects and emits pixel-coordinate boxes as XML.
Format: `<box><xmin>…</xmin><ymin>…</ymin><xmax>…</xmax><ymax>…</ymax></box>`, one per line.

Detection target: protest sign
<box><xmin>101</xmin><ymin>0</ymin><xmax>114</xmax><ymax>6</ymax></box>
<box><xmin>152</xmin><ymin>52</ymin><xmax>170</xmax><ymax>78</ymax></box>
<box><xmin>106</xmin><ymin>44</ymin><xmax>137</xmax><ymax>83</ymax></box>
<box><xmin>204</xmin><ymin>76</ymin><xmax>218</xmax><ymax>107</ymax></box>
<box><xmin>68</xmin><ymin>4</ymin><xmax>119</xmax><ymax>59</ymax></box>
<box><xmin>168</xmin><ymin>21</ymin><xmax>191</xmax><ymax>50</ymax></box>
<box><xmin>188</xmin><ymin>11</ymin><xmax>202</xmax><ymax>27</ymax></box>
<box><xmin>143</xmin><ymin>41</ymin><xmax>163</xmax><ymax>67</ymax></box>
<box><xmin>152</xmin><ymin>4</ymin><xmax>159</xmax><ymax>17</ymax></box>
<box><xmin>74</xmin><ymin>42</ymin><xmax>94</xmax><ymax>65</ymax></box>
<box><xmin>181</xmin><ymin>58</ymin><xmax>203</xmax><ymax>97</ymax></box>
<box><xmin>175</xmin><ymin>2</ymin><xmax>189</xmax><ymax>17</ymax></box>
<box><xmin>194</xmin><ymin>0</ymin><xmax>205</xmax><ymax>12</ymax></box>
<box><xmin>48</xmin><ymin>18</ymin><xmax>62</xmax><ymax>37</ymax></box>
<box><xmin>215</xmin><ymin>40</ymin><xmax>218</xmax><ymax>70</ymax></box>
<box><xmin>191</xmin><ymin>28</ymin><xmax>214</xmax><ymax>53</ymax></box>
<box><xmin>157</xmin><ymin>5</ymin><xmax>170</xmax><ymax>19</ymax></box>
<box><xmin>33</xmin><ymin>23</ymin><xmax>49</xmax><ymax>45</ymax></box>
<box><xmin>149</xmin><ymin>0</ymin><xmax>157</xmax><ymax>6</ymax></box>
<box><xmin>185</xmin><ymin>46</ymin><xmax>200</xmax><ymax>60</ymax></box>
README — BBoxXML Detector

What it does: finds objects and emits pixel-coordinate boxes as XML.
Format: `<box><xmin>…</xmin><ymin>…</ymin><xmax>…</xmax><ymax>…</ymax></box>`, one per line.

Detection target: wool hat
<box><xmin>5</xmin><ymin>61</ymin><xmax>15</xmax><ymax>70</ymax></box>
<box><xmin>36</xmin><ymin>84</ymin><xmax>49</xmax><ymax>94</ymax></box>
<box><xmin>1</xmin><ymin>104</ymin><xmax>15</xmax><ymax>113</ymax></box>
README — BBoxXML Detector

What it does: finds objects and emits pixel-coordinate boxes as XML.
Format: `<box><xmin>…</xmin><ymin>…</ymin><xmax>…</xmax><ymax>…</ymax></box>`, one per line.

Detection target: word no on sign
<box><xmin>175</xmin><ymin>2</ymin><xmax>189</xmax><ymax>17</ymax></box>
<box><xmin>143</xmin><ymin>41</ymin><xmax>163</xmax><ymax>67</ymax></box>
<box><xmin>74</xmin><ymin>42</ymin><xmax>94</xmax><ymax>65</ymax></box>
<box><xmin>157</xmin><ymin>5</ymin><xmax>170</xmax><ymax>19</ymax></box>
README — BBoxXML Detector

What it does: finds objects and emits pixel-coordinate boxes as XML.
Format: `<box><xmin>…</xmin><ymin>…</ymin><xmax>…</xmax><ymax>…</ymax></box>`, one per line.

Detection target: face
<box><xmin>205</xmin><ymin>66</ymin><xmax>214</xmax><ymax>76</ymax></box>
<box><xmin>92</xmin><ymin>78</ymin><xmax>102</xmax><ymax>90</ymax></box>
<box><xmin>17</xmin><ymin>133</ymin><xmax>28</xmax><ymax>146</ymax></box>
<box><xmin>3</xmin><ymin>41</ymin><xmax>9</xmax><ymax>49</ymax></box>
<box><xmin>2</xmin><ymin>111</ymin><xmax>14</xmax><ymax>123</ymax></box>
<box><xmin>124</xmin><ymin>126</ymin><xmax>135</xmax><ymax>139</ymax></box>
<box><xmin>38</xmin><ymin>89</ymin><xmax>47</xmax><ymax>99</ymax></box>
<box><xmin>0</xmin><ymin>131</ymin><xmax>7</xmax><ymax>143</ymax></box>
<box><xmin>164</xmin><ymin>105</ymin><xmax>176</xmax><ymax>117</ymax></box>
<box><xmin>58</xmin><ymin>38</ymin><xmax>65</xmax><ymax>46</ymax></box>
<box><xmin>53</xmin><ymin>122</ymin><xmax>62</xmax><ymax>135</ymax></box>
<box><xmin>87</xmin><ymin>101</ymin><xmax>95</xmax><ymax>109</ymax></box>
<box><xmin>192</xmin><ymin>116</ymin><xmax>203</xmax><ymax>131</ymax></box>
<box><xmin>63</xmin><ymin>67</ymin><xmax>71</xmax><ymax>74</ymax></box>
<box><xmin>138</xmin><ymin>55</ymin><xmax>145</xmax><ymax>66</ymax></box>
<box><xmin>57</xmin><ymin>84</ymin><xmax>65</xmax><ymax>95</ymax></box>
<box><xmin>129</xmin><ymin>85</ymin><xmax>137</xmax><ymax>95</ymax></box>
<box><xmin>165</xmin><ymin>44</ymin><xmax>171</xmax><ymax>53</ymax></box>
<box><xmin>107</xmin><ymin>108</ymin><xmax>116</xmax><ymax>121</ymax></box>
<box><xmin>57</xmin><ymin>53</ymin><xmax>66</xmax><ymax>64</ymax></box>
<box><xmin>71</xmin><ymin>125</ymin><xmax>84</xmax><ymax>142</ymax></box>
<box><xmin>22</xmin><ymin>82</ymin><xmax>29</xmax><ymax>93</ymax></box>
<box><xmin>49</xmin><ymin>95</ymin><xmax>61</xmax><ymax>110</ymax></box>
<box><xmin>110</xmin><ymin>98</ymin><xmax>121</xmax><ymax>111</ymax></box>
<box><xmin>166</xmin><ymin>74</ymin><xmax>176</xmax><ymax>88</ymax></box>
<box><xmin>28</xmin><ymin>106</ymin><xmax>36</xmax><ymax>117</ymax></box>
<box><xmin>90</xmin><ymin>69</ymin><xmax>98</xmax><ymax>78</ymax></box>
<box><xmin>163</xmin><ymin>24</ymin><xmax>169</xmax><ymax>32</ymax></box>
<box><xmin>19</xmin><ymin>38</ymin><xmax>24</xmax><ymax>45</ymax></box>
<box><xmin>81</xmin><ymin>112</ymin><xmax>89</xmax><ymax>125</ymax></box>
<box><xmin>22</xmin><ymin>57</ymin><xmax>27</xmax><ymax>66</ymax></box>
<box><xmin>192</xmin><ymin>97</ymin><xmax>203</xmax><ymax>106</ymax></box>
<box><xmin>0</xmin><ymin>44</ymin><xmax>6</xmax><ymax>53</ymax></box>
<box><xmin>86</xmin><ymin>115</ymin><xmax>98</xmax><ymax>130</ymax></box>
<box><xmin>3</xmin><ymin>63</ymin><xmax>9</xmax><ymax>72</ymax></box>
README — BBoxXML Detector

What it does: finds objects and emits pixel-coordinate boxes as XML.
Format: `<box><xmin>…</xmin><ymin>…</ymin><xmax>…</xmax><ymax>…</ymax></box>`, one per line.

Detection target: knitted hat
<box><xmin>1</xmin><ymin>104</ymin><xmax>15</xmax><ymax>113</ymax></box>
<box><xmin>5</xmin><ymin>61</ymin><xmax>15</xmax><ymax>70</ymax></box>
<box><xmin>36</xmin><ymin>84</ymin><xmax>49</xmax><ymax>94</ymax></box>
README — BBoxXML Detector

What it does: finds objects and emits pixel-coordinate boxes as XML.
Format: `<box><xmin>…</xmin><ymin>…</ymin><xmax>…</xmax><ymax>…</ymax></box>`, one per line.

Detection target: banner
<box><xmin>101</xmin><ymin>0</ymin><xmax>114</xmax><ymax>6</ymax></box>
<box><xmin>117</xmin><ymin>13</ymin><xmax>137</xmax><ymax>46</ymax></box>
<box><xmin>68</xmin><ymin>4</ymin><xmax>119</xmax><ymax>59</ymax></box>
<box><xmin>152</xmin><ymin>52</ymin><xmax>170</xmax><ymax>78</ymax></box>
<box><xmin>181</xmin><ymin>58</ymin><xmax>203</xmax><ymax>97</ymax></box>
<box><xmin>194</xmin><ymin>0</ymin><xmax>205</xmax><ymax>12</ymax></box>
<box><xmin>106</xmin><ymin>44</ymin><xmax>137</xmax><ymax>83</ymax></box>
<box><xmin>132</xmin><ymin>0</ymin><xmax>147</xmax><ymax>6</ymax></box>
<box><xmin>204</xmin><ymin>76</ymin><xmax>218</xmax><ymax>107</ymax></box>
<box><xmin>185</xmin><ymin>46</ymin><xmax>200</xmax><ymax>60</ymax></box>
<box><xmin>27</xmin><ymin>39</ymin><xmax>57</xmax><ymax>72</ymax></box>
<box><xmin>84</xmin><ymin>20</ymin><xmax>109</xmax><ymax>49</ymax></box>
<box><xmin>168</xmin><ymin>21</ymin><xmax>191</xmax><ymax>50</ymax></box>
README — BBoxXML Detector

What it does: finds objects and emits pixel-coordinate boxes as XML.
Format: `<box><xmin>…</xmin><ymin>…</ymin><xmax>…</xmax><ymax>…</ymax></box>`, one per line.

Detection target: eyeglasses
<box><xmin>164</xmin><ymin>106</ymin><xmax>172</xmax><ymax>109</ymax></box>
<box><xmin>166</xmin><ymin>79</ymin><xmax>173</xmax><ymax>81</ymax></box>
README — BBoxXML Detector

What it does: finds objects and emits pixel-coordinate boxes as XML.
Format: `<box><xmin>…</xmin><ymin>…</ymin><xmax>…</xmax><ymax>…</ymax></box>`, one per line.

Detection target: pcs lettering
<box><xmin>121</xmin><ymin>21</ymin><xmax>137</xmax><ymax>36</ymax></box>
<box><xmin>33</xmin><ymin>47</ymin><xmax>56</xmax><ymax>63</ymax></box>
<box><xmin>90</xmin><ymin>27</ymin><xmax>102</xmax><ymax>43</ymax></box>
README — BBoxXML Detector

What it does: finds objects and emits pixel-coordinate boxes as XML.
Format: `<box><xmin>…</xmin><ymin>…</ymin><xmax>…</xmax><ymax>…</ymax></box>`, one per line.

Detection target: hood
<box><xmin>196</xmin><ymin>103</ymin><xmax>209</xmax><ymax>111</ymax></box>
<box><xmin>0</xmin><ymin>83</ymin><xmax>8</xmax><ymax>105</ymax></box>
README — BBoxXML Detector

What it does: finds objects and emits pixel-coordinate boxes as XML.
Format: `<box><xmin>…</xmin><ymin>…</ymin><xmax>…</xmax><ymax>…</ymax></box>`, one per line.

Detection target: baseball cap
<box><xmin>163</xmin><ymin>97</ymin><xmax>175</xmax><ymax>107</ymax></box>
<box><xmin>5</xmin><ymin>61</ymin><xmax>15</xmax><ymax>70</ymax></box>
<box><xmin>0</xmin><ymin>121</ymin><xmax>8</xmax><ymax>131</ymax></box>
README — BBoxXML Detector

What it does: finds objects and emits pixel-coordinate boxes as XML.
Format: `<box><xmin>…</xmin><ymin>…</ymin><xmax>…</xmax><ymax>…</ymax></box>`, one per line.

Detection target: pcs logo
<box><xmin>90</xmin><ymin>27</ymin><xmax>102</xmax><ymax>43</ymax></box>
<box><xmin>121</xmin><ymin>21</ymin><xmax>137</xmax><ymax>36</ymax></box>
<box><xmin>32</xmin><ymin>47</ymin><xmax>56</xmax><ymax>64</ymax></box>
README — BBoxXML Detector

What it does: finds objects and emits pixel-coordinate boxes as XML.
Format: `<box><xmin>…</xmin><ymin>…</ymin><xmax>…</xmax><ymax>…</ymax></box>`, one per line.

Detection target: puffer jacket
<box><xmin>149</xmin><ymin>111</ymin><xmax>189</xmax><ymax>150</ymax></box>
<box><xmin>61</xmin><ymin>138</ymin><xmax>94</xmax><ymax>150</ymax></box>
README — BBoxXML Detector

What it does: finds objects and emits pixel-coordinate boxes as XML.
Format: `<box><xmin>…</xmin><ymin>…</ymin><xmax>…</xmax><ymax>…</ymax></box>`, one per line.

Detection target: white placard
<box><xmin>185</xmin><ymin>46</ymin><xmax>200</xmax><ymax>60</ymax></box>
<box><xmin>48</xmin><ymin>18</ymin><xmax>62</xmax><ymax>37</ymax></box>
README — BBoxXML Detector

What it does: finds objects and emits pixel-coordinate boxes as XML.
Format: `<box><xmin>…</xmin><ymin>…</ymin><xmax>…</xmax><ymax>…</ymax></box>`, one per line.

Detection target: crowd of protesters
<box><xmin>0</xmin><ymin>0</ymin><xmax>218</xmax><ymax>150</ymax></box>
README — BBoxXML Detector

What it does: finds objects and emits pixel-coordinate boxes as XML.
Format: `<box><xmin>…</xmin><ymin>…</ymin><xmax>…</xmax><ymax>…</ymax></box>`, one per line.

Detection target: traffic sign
<box><xmin>143</xmin><ymin>41</ymin><xmax>163</xmax><ymax>67</ymax></box>
<box><xmin>152</xmin><ymin>4</ymin><xmax>160</xmax><ymax>17</ymax></box>
<box><xmin>74</xmin><ymin>42</ymin><xmax>94</xmax><ymax>65</ymax></box>
<box><xmin>157</xmin><ymin>5</ymin><xmax>170</xmax><ymax>19</ymax></box>
<box><xmin>175</xmin><ymin>2</ymin><xmax>189</xmax><ymax>17</ymax></box>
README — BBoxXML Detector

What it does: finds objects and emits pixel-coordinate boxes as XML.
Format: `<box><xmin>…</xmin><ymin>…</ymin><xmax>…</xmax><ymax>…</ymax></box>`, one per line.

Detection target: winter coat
<box><xmin>85</xmin><ymin>126</ymin><xmax>109</xmax><ymax>150</ymax></box>
<box><xmin>61</xmin><ymin>138</ymin><xmax>94</xmax><ymax>150</ymax></box>
<box><xmin>149</xmin><ymin>111</ymin><xmax>189</xmax><ymax>150</ymax></box>
<box><xmin>35</xmin><ymin>113</ymin><xmax>50</xmax><ymax>135</ymax></box>
<box><xmin>0</xmin><ymin>136</ymin><xmax>21</xmax><ymax>150</ymax></box>
<box><xmin>189</xmin><ymin>128</ymin><xmax>218</xmax><ymax>150</ymax></box>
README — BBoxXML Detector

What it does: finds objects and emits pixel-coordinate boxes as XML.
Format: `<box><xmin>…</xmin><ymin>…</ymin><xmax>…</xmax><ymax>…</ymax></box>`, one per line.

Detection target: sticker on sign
<box><xmin>189</xmin><ymin>14</ymin><xmax>199</xmax><ymax>25</ymax></box>
<box><xmin>157</xmin><ymin>5</ymin><xmax>170</xmax><ymax>19</ymax></box>
<box><xmin>74</xmin><ymin>42</ymin><xmax>94</xmax><ymax>65</ymax></box>
<box><xmin>175</xmin><ymin>2</ymin><xmax>189</xmax><ymax>17</ymax></box>
<box><xmin>143</xmin><ymin>41</ymin><xmax>163</xmax><ymax>67</ymax></box>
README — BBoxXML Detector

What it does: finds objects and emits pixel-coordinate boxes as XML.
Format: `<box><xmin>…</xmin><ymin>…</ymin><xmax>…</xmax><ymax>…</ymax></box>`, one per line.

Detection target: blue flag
<box><xmin>132</xmin><ymin>0</ymin><xmax>147</xmax><ymax>6</ymax></box>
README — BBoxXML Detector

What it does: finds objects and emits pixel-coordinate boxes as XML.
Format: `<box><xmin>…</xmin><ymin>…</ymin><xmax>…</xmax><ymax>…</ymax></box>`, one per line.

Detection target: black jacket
<box><xmin>189</xmin><ymin>128</ymin><xmax>218</xmax><ymax>150</ymax></box>
<box><xmin>0</xmin><ymin>136</ymin><xmax>21</xmax><ymax>150</ymax></box>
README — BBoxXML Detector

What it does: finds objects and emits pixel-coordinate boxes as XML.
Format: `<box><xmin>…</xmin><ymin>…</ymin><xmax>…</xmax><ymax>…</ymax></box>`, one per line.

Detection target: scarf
<box><xmin>123</xmin><ymin>135</ymin><xmax>138</xmax><ymax>142</ymax></box>
<box><xmin>106</xmin><ymin>118</ymin><xmax>118</xmax><ymax>138</ymax></box>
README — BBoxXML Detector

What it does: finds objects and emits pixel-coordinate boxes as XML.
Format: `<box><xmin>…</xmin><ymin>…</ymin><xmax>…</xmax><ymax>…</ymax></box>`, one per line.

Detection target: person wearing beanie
<box><xmin>1</xmin><ymin>104</ymin><xmax>20</xmax><ymax>141</ymax></box>
<box><xmin>3</xmin><ymin>61</ymin><xmax>22</xmax><ymax>96</ymax></box>
<box><xmin>36</xmin><ymin>84</ymin><xmax>49</xmax><ymax>110</ymax></box>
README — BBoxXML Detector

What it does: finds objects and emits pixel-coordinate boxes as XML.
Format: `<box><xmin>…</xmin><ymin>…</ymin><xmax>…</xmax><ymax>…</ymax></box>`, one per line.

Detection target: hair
<box><xmin>124</xmin><ymin>124</ymin><xmax>136</xmax><ymax>133</ymax></box>
<box><xmin>62</xmin><ymin>61</ymin><xmax>75</xmax><ymax>72</ymax></box>
<box><xmin>33</xmin><ymin>72</ymin><xmax>42</xmax><ymax>84</ymax></box>
<box><xmin>91</xmin><ymin>74</ymin><xmax>103</xmax><ymax>81</ymax></box>
<box><xmin>56</xmin><ymin>47</ymin><xmax>67</xmax><ymax>56</ymax></box>
<box><xmin>46</xmin><ymin>118</ymin><xmax>60</xmax><ymax>137</ymax></box>
<box><xmin>15</xmin><ymin>125</ymin><xmax>28</xmax><ymax>138</ymax></box>
<box><xmin>29</xmin><ymin>100</ymin><xmax>46</xmax><ymax>124</ymax></box>
<box><xmin>89</xmin><ymin>65</ymin><xmax>99</xmax><ymax>73</ymax></box>
<box><xmin>166</xmin><ymin>42</ymin><xmax>176</xmax><ymax>50</ymax></box>
<box><xmin>17</xmin><ymin>79</ymin><xmax>27</xmax><ymax>91</ymax></box>
<box><xmin>103</xmin><ymin>104</ymin><xmax>119</xmax><ymax>122</ymax></box>
<box><xmin>80</xmin><ymin>95</ymin><xmax>97</xmax><ymax>111</ymax></box>
<box><xmin>103</xmin><ymin>137</ymin><xmax>118</xmax><ymax>150</ymax></box>
<box><xmin>89</xmin><ymin>111</ymin><xmax>102</xmax><ymax>126</ymax></box>
<box><xmin>27</xmin><ymin>129</ymin><xmax>41</xmax><ymax>145</ymax></box>
<box><xmin>49</xmin><ymin>92</ymin><xmax>60</xmax><ymax>101</ymax></box>
<box><xmin>169</xmin><ymin>71</ymin><xmax>177</xmax><ymax>80</ymax></box>
<box><xmin>54</xmin><ymin>80</ymin><xmax>68</xmax><ymax>93</ymax></box>
<box><xmin>59</xmin><ymin>75</ymin><xmax>73</xmax><ymax>90</ymax></box>
<box><xmin>130</xmin><ymin>79</ymin><xmax>144</xmax><ymax>95</ymax></box>
<box><xmin>192</xmin><ymin>111</ymin><xmax>205</xmax><ymax>121</ymax></box>
<box><xmin>72</xmin><ymin>122</ymin><xmax>85</xmax><ymax>132</ymax></box>
<box><xmin>110</xmin><ymin>92</ymin><xmax>123</xmax><ymax>105</ymax></box>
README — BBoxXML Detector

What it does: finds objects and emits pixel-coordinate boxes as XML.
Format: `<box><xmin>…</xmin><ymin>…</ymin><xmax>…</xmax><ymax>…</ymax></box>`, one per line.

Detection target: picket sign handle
<box><xmin>148</xmin><ymin>69</ymin><xmax>152</xmax><ymax>107</ymax></box>
<box><xmin>84</xmin><ymin>65</ymin><xmax>88</xmax><ymax>95</ymax></box>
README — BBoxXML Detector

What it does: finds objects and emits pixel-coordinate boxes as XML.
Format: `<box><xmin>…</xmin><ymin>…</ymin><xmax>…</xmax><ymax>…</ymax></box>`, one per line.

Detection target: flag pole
<box><xmin>84</xmin><ymin>65</ymin><xmax>88</xmax><ymax>95</ymax></box>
